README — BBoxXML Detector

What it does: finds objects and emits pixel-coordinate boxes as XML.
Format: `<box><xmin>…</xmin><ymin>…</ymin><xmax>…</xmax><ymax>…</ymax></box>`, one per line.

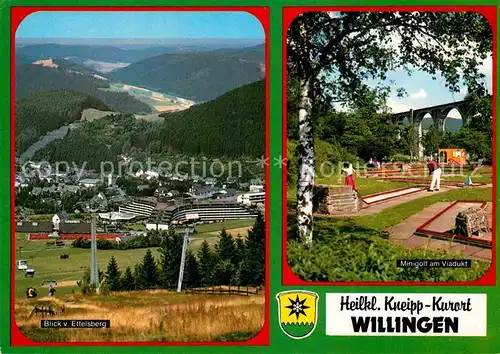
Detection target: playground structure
<box><xmin>438</xmin><ymin>148</ymin><xmax>467</xmax><ymax>165</ymax></box>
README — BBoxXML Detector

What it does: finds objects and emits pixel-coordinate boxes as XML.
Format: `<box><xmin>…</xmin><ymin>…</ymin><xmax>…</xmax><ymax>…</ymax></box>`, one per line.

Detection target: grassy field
<box><xmin>123</xmin><ymin>223</ymin><xmax>146</xmax><ymax>231</ymax></box>
<box><xmin>101</xmin><ymin>83</ymin><xmax>193</xmax><ymax>113</ymax></box>
<box><xmin>27</xmin><ymin>213</ymin><xmax>89</xmax><ymax>221</ymax></box>
<box><xmin>81</xmin><ymin>108</ymin><xmax>118</xmax><ymax>121</ymax></box>
<box><xmin>14</xmin><ymin>219</ymin><xmax>255</xmax><ymax>297</ymax></box>
<box><xmin>395</xmin><ymin>174</ymin><xmax>493</xmax><ymax>183</ymax></box>
<box><xmin>14</xmin><ymin>238</ymin><xmax>160</xmax><ymax>298</ymax></box>
<box><xmin>15</xmin><ymin>290</ymin><xmax>264</xmax><ymax>342</ymax></box>
<box><xmin>123</xmin><ymin>220</ymin><xmax>256</xmax><ymax>235</ymax></box>
<box><xmin>14</xmin><ymin>232</ymin><xmax>226</xmax><ymax>298</ymax></box>
<box><xmin>192</xmin><ymin>219</ymin><xmax>255</xmax><ymax>235</ymax></box>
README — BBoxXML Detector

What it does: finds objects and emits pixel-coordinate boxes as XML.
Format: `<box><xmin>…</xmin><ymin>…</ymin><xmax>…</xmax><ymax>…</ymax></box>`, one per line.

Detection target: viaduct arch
<box><xmin>392</xmin><ymin>99</ymin><xmax>475</xmax><ymax>158</ymax></box>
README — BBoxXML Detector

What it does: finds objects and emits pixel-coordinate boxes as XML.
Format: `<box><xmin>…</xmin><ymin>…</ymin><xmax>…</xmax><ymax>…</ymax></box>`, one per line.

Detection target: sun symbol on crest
<box><xmin>285</xmin><ymin>295</ymin><xmax>310</xmax><ymax>320</ymax></box>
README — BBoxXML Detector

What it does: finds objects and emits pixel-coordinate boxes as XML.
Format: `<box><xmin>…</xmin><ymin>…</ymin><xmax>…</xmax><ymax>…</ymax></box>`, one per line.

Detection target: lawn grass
<box><xmin>399</xmin><ymin>174</ymin><xmax>492</xmax><ymax>183</ymax></box>
<box><xmin>14</xmin><ymin>242</ymin><xmax>161</xmax><ymax>298</ymax></box>
<box><xmin>192</xmin><ymin>219</ymin><xmax>255</xmax><ymax>233</ymax></box>
<box><xmin>124</xmin><ymin>223</ymin><xmax>146</xmax><ymax>231</ymax></box>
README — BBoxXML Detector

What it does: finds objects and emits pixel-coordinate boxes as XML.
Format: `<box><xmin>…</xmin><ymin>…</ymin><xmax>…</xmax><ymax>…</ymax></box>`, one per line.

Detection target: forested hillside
<box><xmin>16</xmin><ymin>90</ymin><xmax>110</xmax><ymax>155</ymax></box>
<box><xmin>16</xmin><ymin>44</ymin><xmax>174</xmax><ymax>64</ymax></box>
<box><xmin>156</xmin><ymin>79</ymin><xmax>265</xmax><ymax>156</ymax></box>
<box><xmin>34</xmin><ymin>113</ymin><xmax>153</xmax><ymax>168</ymax></box>
<box><xmin>109</xmin><ymin>44</ymin><xmax>265</xmax><ymax>101</ymax></box>
<box><xmin>16</xmin><ymin>64</ymin><xmax>152</xmax><ymax>114</ymax></box>
<box><xmin>52</xmin><ymin>58</ymin><xmax>106</xmax><ymax>77</ymax></box>
<box><xmin>34</xmin><ymin>80</ymin><xmax>265</xmax><ymax>165</ymax></box>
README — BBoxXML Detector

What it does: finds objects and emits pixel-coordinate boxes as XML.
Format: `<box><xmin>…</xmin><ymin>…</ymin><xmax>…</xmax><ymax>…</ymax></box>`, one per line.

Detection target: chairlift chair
<box><xmin>16</xmin><ymin>259</ymin><xmax>28</xmax><ymax>270</ymax></box>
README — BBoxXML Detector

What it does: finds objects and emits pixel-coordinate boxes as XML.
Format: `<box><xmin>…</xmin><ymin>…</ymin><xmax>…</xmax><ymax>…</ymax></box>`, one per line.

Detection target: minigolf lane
<box><xmin>389</xmin><ymin>201</ymin><xmax>492</xmax><ymax>262</ymax></box>
<box><xmin>362</xmin><ymin>186</ymin><xmax>426</xmax><ymax>205</ymax></box>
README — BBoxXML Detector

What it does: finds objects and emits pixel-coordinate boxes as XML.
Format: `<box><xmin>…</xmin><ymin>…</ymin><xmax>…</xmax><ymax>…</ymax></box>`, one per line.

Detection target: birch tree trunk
<box><xmin>296</xmin><ymin>78</ymin><xmax>315</xmax><ymax>244</ymax></box>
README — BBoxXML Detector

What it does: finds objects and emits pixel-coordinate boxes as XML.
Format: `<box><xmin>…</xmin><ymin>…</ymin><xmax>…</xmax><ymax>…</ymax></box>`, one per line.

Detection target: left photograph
<box><xmin>12</xmin><ymin>9</ymin><xmax>268</xmax><ymax>344</ymax></box>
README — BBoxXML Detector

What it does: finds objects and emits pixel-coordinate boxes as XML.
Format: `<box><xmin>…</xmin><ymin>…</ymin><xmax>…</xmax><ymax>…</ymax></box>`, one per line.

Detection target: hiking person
<box><xmin>427</xmin><ymin>157</ymin><xmax>441</xmax><ymax>191</ymax></box>
<box><xmin>48</xmin><ymin>283</ymin><xmax>56</xmax><ymax>297</ymax></box>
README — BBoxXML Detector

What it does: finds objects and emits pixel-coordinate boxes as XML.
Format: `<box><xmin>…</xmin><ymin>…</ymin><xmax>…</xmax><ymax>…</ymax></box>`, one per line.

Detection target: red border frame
<box><xmin>11</xmin><ymin>6</ymin><xmax>270</xmax><ymax>347</ymax></box>
<box><xmin>415</xmin><ymin>200</ymin><xmax>492</xmax><ymax>248</ymax></box>
<box><xmin>364</xmin><ymin>168</ymin><xmax>426</xmax><ymax>175</ymax></box>
<box><xmin>282</xmin><ymin>6</ymin><xmax>497</xmax><ymax>286</ymax></box>
<box><xmin>361</xmin><ymin>186</ymin><xmax>425</xmax><ymax>205</ymax></box>
<box><xmin>382</xmin><ymin>177</ymin><xmax>487</xmax><ymax>186</ymax></box>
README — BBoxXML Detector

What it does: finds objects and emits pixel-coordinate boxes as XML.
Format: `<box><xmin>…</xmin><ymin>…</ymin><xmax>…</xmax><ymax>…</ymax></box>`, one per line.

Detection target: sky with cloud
<box><xmin>326</xmin><ymin>12</ymin><xmax>493</xmax><ymax>120</ymax></box>
<box><xmin>16</xmin><ymin>11</ymin><xmax>265</xmax><ymax>40</ymax></box>
<box><xmin>375</xmin><ymin>55</ymin><xmax>492</xmax><ymax>119</ymax></box>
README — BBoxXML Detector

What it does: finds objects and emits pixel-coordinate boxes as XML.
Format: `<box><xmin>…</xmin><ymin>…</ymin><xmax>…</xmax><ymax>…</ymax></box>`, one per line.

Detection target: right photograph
<box><xmin>284</xmin><ymin>9</ymin><xmax>495</xmax><ymax>284</ymax></box>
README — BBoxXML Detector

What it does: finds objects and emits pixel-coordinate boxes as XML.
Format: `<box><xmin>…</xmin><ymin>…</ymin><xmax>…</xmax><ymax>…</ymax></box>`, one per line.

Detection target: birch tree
<box><xmin>287</xmin><ymin>11</ymin><xmax>492</xmax><ymax>243</ymax></box>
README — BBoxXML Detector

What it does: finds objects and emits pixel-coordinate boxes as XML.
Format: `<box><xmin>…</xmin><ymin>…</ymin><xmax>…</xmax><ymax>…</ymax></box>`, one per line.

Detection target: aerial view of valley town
<box><xmin>13</xmin><ymin>10</ymin><xmax>266</xmax><ymax>342</ymax></box>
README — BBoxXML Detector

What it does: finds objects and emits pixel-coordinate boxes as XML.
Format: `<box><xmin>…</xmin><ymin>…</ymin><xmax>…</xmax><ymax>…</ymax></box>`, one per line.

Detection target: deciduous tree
<box><xmin>288</xmin><ymin>11</ymin><xmax>492</xmax><ymax>242</ymax></box>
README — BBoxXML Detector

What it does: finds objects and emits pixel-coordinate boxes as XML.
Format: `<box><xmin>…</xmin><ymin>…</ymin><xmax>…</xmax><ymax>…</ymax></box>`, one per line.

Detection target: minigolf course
<box><xmin>414</xmin><ymin>200</ymin><xmax>492</xmax><ymax>248</ymax></box>
<box><xmin>389</xmin><ymin>201</ymin><xmax>492</xmax><ymax>262</ymax></box>
<box><xmin>312</xmin><ymin>178</ymin><xmax>492</xmax><ymax>262</ymax></box>
<box><xmin>313</xmin><ymin>184</ymin><xmax>444</xmax><ymax>217</ymax></box>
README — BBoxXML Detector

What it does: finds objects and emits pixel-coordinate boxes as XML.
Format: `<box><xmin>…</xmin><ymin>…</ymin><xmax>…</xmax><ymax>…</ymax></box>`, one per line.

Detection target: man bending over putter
<box><xmin>427</xmin><ymin>157</ymin><xmax>441</xmax><ymax>192</ymax></box>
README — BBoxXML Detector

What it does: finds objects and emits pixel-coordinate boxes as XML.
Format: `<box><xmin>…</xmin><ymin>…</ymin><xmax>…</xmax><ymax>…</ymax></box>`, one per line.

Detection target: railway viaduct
<box><xmin>391</xmin><ymin>96</ymin><xmax>491</xmax><ymax>158</ymax></box>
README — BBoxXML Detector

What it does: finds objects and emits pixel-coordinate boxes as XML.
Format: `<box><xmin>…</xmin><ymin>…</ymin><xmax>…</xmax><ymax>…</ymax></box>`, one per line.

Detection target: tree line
<box><xmin>34</xmin><ymin>80</ymin><xmax>265</xmax><ymax>167</ymax></box>
<box><xmin>109</xmin><ymin>45</ymin><xmax>265</xmax><ymax>102</ymax></box>
<box><xmin>15</xmin><ymin>90</ymin><xmax>110</xmax><ymax>155</ymax></box>
<box><xmin>79</xmin><ymin>214</ymin><xmax>265</xmax><ymax>293</ymax></box>
<box><xmin>16</xmin><ymin>63</ymin><xmax>152</xmax><ymax>115</ymax></box>
<box><xmin>157</xmin><ymin>79</ymin><xmax>265</xmax><ymax>157</ymax></box>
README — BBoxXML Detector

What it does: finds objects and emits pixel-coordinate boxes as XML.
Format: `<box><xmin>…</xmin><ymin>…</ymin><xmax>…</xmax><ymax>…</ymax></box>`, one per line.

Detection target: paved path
<box><xmin>388</xmin><ymin>202</ymin><xmax>492</xmax><ymax>262</ymax></box>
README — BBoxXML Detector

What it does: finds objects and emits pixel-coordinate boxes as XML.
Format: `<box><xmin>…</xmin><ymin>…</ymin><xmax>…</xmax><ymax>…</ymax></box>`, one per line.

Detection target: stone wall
<box><xmin>455</xmin><ymin>206</ymin><xmax>489</xmax><ymax>237</ymax></box>
<box><xmin>314</xmin><ymin>184</ymin><xmax>362</xmax><ymax>215</ymax></box>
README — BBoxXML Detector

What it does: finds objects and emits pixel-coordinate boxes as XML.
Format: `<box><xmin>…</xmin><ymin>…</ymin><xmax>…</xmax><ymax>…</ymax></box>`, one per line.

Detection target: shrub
<box><xmin>288</xmin><ymin>232</ymin><xmax>489</xmax><ymax>282</ymax></box>
<box><xmin>389</xmin><ymin>154</ymin><xmax>417</xmax><ymax>163</ymax></box>
<box><xmin>99</xmin><ymin>280</ymin><xmax>110</xmax><ymax>295</ymax></box>
<box><xmin>96</xmin><ymin>239</ymin><xmax>114</xmax><ymax>250</ymax></box>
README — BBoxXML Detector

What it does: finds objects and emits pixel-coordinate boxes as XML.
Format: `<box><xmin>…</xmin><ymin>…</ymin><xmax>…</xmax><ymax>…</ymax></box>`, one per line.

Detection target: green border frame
<box><xmin>1</xmin><ymin>1</ymin><xmax>499</xmax><ymax>353</ymax></box>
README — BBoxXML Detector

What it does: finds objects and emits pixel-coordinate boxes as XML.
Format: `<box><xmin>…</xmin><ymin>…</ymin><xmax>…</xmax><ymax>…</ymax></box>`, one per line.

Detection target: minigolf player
<box><xmin>342</xmin><ymin>161</ymin><xmax>359</xmax><ymax>191</ymax></box>
<box><xmin>426</xmin><ymin>157</ymin><xmax>441</xmax><ymax>192</ymax></box>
